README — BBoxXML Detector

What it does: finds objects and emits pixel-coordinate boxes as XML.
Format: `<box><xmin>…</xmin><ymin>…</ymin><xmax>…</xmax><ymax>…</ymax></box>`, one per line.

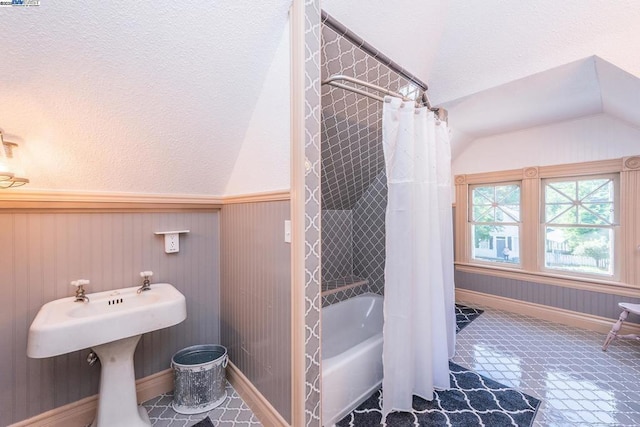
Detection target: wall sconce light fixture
<box><xmin>0</xmin><ymin>131</ymin><xmax>29</xmax><ymax>189</ymax></box>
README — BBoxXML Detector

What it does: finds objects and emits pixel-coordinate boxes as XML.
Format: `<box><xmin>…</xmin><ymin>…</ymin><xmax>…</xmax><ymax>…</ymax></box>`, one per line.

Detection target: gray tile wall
<box><xmin>321</xmin><ymin>17</ymin><xmax>411</xmax><ymax>304</ymax></box>
<box><xmin>0</xmin><ymin>210</ymin><xmax>220</xmax><ymax>426</ymax></box>
<box><xmin>353</xmin><ymin>171</ymin><xmax>387</xmax><ymax>295</ymax></box>
<box><xmin>220</xmin><ymin>201</ymin><xmax>291</xmax><ymax>423</ymax></box>
<box><xmin>320</xmin><ymin>23</ymin><xmax>416</xmax><ymax>212</ymax></box>
<box><xmin>321</xmin><ymin>210</ymin><xmax>353</xmax><ymax>282</ymax></box>
<box><xmin>305</xmin><ymin>2</ymin><xmax>322</xmax><ymax>425</ymax></box>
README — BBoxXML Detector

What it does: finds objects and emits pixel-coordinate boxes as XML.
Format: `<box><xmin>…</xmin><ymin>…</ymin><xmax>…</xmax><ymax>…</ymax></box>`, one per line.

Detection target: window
<box><xmin>543</xmin><ymin>175</ymin><xmax>618</xmax><ymax>277</ymax></box>
<box><xmin>469</xmin><ymin>183</ymin><xmax>521</xmax><ymax>265</ymax></box>
<box><xmin>454</xmin><ymin>157</ymin><xmax>640</xmax><ymax>290</ymax></box>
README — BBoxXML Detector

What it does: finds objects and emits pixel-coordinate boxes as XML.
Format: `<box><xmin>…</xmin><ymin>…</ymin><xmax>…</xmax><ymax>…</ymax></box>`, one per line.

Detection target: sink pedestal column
<box><xmin>90</xmin><ymin>334</ymin><xmax>151</xmax><ymax>427</ymax></box>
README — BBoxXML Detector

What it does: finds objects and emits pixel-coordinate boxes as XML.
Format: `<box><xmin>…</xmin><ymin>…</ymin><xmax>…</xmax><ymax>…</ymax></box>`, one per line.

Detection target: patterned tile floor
<box><xmin>453</xmin><ymin>302</ymin><xmax>640</xmax><ymax>426</ymax></box>
<box><xmin>142</xmin><ymin>303</ymin><xmax>640</xmax><ymax>426</ymax></box>
<box><xmin>143</xmin><ymin>383</ymin><xmax>261</xmax><ymax>427</ymax></box>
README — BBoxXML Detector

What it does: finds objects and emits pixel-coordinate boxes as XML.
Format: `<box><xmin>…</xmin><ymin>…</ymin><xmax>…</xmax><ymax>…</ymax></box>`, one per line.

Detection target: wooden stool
<box><xmin>602</xmin><ymin>302</ymin><xmax>640</xmax><ymax>351</ymax></box>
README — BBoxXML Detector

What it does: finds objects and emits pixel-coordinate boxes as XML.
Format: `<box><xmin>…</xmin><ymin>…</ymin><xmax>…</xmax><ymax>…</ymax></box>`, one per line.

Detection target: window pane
<box><xmin>578</xmin><ymin>179</ymin><xmax>611</xmax><ymax>201</ymax></box>
<box><xmin>496</xmin><ymin>185</ymin><xmax>520</xmax><ymax>204</ymax></box>
<box><xmin>547</xmin><ymin>182</ymin><xmax>575</xmax><ymax>201</ymax></box>
<box><xmin>498</xmin><ymin>205</ymin><xmax>520</xmax><ymax>222</ymax></box>
<box><xmin>472</xmin><ymin>186</ymin><xmax>494</xmax><ymax>205</ymax></box>
<box><xmin>548</xmin><ymin>205</ymin><xmax>579</xmax><ymax>224</ymax></box>
<box><xmin>580</xmin><ymin>203</ymin><xmax>614</xmax><ymax>225</ymax></box>
<box><xmin>546</xmin><ymin>185</ymin><xmax>573</xmax><ymax>203</ymax></box>
<box><xmin>546</xmin><ymin>203</ymin><xmax>574</xmax><ymax>223</ymax></box>
<box><xmin>544</xmin><ymin>227</ymin><xmax>613</xmax><ymax>276</ymax></box>
<box><xmin>471</xmin><ymin>184</ymin><xmax>520</xmax><ymax>223</ymax></box>
<box><xmin>582</xmin><ymin>180</ymin><xmax>613</xmax><ymax>203</ymax></box>
<box><xmin>471</xmin><ymin>225</ymin><xmax>519</xmax><ymax>264</ymax></box>
<box><xmin>545</xmin><ymin>177</ymin><xmax>615</xmax><ymax>226</ymax></box>
<box><xmin>473</xmin><ymin>205</ymin><xmax>495</xmax><ymax>222</ymax></box>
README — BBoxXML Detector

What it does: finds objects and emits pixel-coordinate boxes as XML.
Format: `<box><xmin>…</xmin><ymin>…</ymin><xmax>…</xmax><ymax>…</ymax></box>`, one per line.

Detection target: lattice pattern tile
<box><xmin>322</xmin><ymin>279</ymin><xmax>369</xmax><ymax>307</ymax></box>
<box><xmin>455</xmin><ymin>303</ymin><xmax>484</xmax><ymax>333</ymax></box>
<box><xmin>321</xmin><ymin>210</ymin><xmax>353</xmax><ymax>281</ymax></box>
<box><xmin>353</xmin><ymin>171</ymin><xmax>387</xmax><ymax>295</ymax></box>
<box><xmin>336</xmin><ymin>363</ymin><xmax>540</xmax><ymax>427</ymax></box>
<box><xmin>304</xmin><ymin>1</ymin><xmax>322</xmax><ymax>425</ymax></box>
<box><xmin>453</xmin><ymin>303</ymin><xmax>640</xmax><ymax>426</ymax></box>
<box><xmin>322</xmin><ymin>274</ymin><xmax>367</xmax><ymax>293</ymax></box>
<box><xmin>320</xmin><ymin>22</ymin><xmax>417</xmax><ymax>212</ymax></box>
<box><xmin>143</xmin><ymin>383</ymin><xmax>260</xmax><ymax>427</ymax></box>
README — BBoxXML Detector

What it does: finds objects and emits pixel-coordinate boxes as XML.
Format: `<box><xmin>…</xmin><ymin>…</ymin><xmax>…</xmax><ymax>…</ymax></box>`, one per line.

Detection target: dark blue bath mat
<box><xmin>336</xmin><ymin>362</ymin><xmax>541</xmax><ymax>427</ymax></box>
<box><xmin>190</xmin><ymin>416</ymin><xmax>214</xmax><ymax>427</ymax></box>
<box><xmin>455</xmin><ymin>304</ymin><xmax>484</xmax><ymax>332</ymax></box>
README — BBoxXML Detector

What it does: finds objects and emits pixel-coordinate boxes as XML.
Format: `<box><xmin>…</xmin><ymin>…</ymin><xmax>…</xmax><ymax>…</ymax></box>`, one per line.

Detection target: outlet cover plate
<box><xmin>154</xmin><ymin>230</ymin><xmax>189</xmax><ymax>254</ymax></box>
<box><xmin>165</xmin><ymin>233</ymin><xmax>179</xmax><ymax>253</ymax></box>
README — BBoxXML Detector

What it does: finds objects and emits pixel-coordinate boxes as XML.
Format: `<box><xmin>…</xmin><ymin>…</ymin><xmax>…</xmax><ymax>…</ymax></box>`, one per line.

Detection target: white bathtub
<box><xmin>322</xmin><ymin>293</ymin><xmax>384</xmax><ymax>426</ymax></box>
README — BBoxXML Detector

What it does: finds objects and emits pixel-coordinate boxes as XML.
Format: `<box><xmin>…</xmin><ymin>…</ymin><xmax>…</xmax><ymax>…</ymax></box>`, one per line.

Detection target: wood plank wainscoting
<box><xmin>456</xmin><ymin>288</ymin><xmax>640</xmax><ymax>337</ymax></box>
<box><xmin>3</xmin><ymin>189</ymin><xmax>291</xmax><ymax>427</ymax></box>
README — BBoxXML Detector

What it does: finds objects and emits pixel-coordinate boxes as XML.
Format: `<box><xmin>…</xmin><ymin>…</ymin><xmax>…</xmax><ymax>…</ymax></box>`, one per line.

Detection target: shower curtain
<box><xmin>381</xmin><ymin>97</ymin><xmax>456</xmax><ymax>418</ymax></box>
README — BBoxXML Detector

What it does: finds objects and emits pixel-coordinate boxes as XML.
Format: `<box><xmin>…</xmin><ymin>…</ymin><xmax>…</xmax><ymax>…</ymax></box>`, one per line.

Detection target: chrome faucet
<box><xmin>137</xmin><ymin>271</ymin><xmax>153</xmax><ymax>293</ymax></box>
<box><xmin>71</xmin><ymin>279</ymin><xmax>90</xmax><ymax>303</ymax></box>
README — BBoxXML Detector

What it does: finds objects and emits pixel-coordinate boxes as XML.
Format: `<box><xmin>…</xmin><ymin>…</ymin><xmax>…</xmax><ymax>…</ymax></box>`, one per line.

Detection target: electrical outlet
<box><xmin>284</xmin><ymin>220</ymin><xmax>291</xmax><ymax>243</ymax></box>
<box><xmin>165</xmin><ymin>233</ymin><xmax>179</xmax><ymax>253</ymax></box>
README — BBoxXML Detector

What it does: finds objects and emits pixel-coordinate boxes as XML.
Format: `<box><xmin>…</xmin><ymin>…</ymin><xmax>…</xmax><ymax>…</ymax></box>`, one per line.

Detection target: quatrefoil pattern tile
<box><xmin>336</xmin><ymin>363</ymin><xmax>540</xmax><ymax>427</ymax></box>
<box><xmin>142</xmin><ymin>383</ymin><xmax>260</xmax><ymax>427</ymax></box>
<box><xmin>455</xmin><ymin>304</ymin><xmax>485</xmax><ymax>333</ymax></box>
<box><xmin>320</xmin><ymin>22</ymin><xmax>419</xmax><ymax>212</ymax></box>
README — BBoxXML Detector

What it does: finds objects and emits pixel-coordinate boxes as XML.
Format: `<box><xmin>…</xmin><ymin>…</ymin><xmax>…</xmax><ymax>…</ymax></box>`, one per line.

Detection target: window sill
<box><xmin>454</xmin><ymin>262</ymin><xmax>639</xmax><ymax>298</ymax></box>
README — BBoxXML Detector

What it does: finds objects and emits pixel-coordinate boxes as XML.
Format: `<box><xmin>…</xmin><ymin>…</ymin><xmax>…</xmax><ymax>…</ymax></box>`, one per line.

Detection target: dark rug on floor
<box><xmin>336</xmin><ymin>362</ymin><xmax>541</xmax><ymax>427</ymax></box>
<box><xmin>336</xmin><ymin>304</ymin><xmax>541</xmax><ymax>426</ymax></box>
<box><xmin>190</xmin><ymin>416</ymin><xmax>214</xmax><ymax>427</ymax></box>
<box><xmin>455</xmin><ymin>304</ymin><xmax>484</xmax><ymax>333</ymax></box>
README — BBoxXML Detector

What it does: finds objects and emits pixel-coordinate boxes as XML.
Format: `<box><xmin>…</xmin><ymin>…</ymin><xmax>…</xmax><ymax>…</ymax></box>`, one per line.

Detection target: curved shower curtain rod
<box><xmin>322</xmin><ymin>74</ymin><xmax>448</xmax><ymax>122</ymax></box>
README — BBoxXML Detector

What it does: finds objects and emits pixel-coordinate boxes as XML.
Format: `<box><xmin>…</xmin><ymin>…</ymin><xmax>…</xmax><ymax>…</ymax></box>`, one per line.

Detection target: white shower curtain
<box><xmin>381</xmin><ymin>97</ymin><xmax>456</xmax><ymax>418</ymax></box>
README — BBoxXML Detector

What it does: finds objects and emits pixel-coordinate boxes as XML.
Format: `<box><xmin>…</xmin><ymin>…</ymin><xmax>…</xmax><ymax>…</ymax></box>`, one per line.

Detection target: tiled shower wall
<box><xmin>0</xmin><ymin>209</ymin><xmax>220</xmax><ymax>426</ymax></box>
<box><xmin>353</xmin><ymin>171</ymin><xmax>387</xmax><ymax>295</ymax></box>
<box><xmin>321</xmin><ymin>210</ymin><xmax>353</xmax><ymax>281</ymax></box>
<box><xmin>320</xmin><ymin>15</ymin><xmax>419</xmax><ymax>302</ymax></box>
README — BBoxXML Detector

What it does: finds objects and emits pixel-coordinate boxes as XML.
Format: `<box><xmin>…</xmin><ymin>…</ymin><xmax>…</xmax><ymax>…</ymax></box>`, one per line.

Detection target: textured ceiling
<box><xmin>3</xmin><ymin>1</ymin><xmax>639</xmax><ymax>195</ymax></box>
<box><xmin>0</xmin><ymin>1</ymin><xmax>291</xmax><ymax>194</ymax></box>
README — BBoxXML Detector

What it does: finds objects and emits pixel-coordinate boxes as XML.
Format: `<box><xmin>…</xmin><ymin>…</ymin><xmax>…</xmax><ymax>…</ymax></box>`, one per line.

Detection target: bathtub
<box><xmin>322</xmin><ymin>293</ymin><xmax>384</xmax><ymax>426</ymax></box>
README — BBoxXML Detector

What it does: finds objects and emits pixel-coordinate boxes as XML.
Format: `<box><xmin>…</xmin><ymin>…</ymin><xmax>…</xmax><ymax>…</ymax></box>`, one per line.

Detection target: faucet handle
<box><xmin>139</xmin><ymin>271</ymin><xmax>153</xmax><ymax>279</ymax></box>
<box><xmin>71</xmin><ymin>279</ymin><xmax>90</xmax><ymax>288</ymax></box>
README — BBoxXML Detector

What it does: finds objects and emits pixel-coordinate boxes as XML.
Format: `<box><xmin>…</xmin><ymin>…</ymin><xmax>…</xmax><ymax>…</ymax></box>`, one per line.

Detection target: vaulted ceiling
<box><xmin>2</xmin><ymin>1</ymin><xmax>639</xmax><ymax>195</ymax></box>
<box><xmin>323</xmin><ymin>0</ymin><xmax>640</xmax><ymax>158</ymax></box>
<box><xmin>0</xmin><ymin>1</ymin><xmax>291</xmax><ymax>194</ymax></box>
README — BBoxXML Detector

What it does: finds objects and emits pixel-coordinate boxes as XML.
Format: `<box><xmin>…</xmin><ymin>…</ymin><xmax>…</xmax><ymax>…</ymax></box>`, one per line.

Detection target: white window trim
<box><xmin>454</xmin><ymin>156</ymin><xmax>640</xmax><ymax>294</ymax></box>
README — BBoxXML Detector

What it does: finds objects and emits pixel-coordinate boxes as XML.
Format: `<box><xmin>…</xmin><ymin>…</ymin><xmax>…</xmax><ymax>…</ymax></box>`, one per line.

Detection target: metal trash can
<box><xmin>171</xmin><ymin>344</ymin><xmax>228</xmax><ymax>414</ymax></box>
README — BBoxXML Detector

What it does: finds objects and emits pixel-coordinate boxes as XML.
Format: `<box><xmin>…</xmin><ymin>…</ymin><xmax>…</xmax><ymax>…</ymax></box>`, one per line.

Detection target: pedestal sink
<box><xmin>27</xmin><ymin>282</ymin><xmax>187</xmax><ymax>427</ymax></box>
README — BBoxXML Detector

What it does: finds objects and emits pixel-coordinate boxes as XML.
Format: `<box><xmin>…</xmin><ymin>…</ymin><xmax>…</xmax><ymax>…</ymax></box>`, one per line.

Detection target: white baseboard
<box><xmin>226</xmin><ymin>361</ymin><xmax>289</xmax><ymax>427</ymax></box>
<box><xmin>456</xmin><ymin>288</ymin><xmax>640</xmax><ymax>336</ymax></box>
<box><xmin>9</xmin><ymin>368</ymin><xmax>173</xmax><ymax>427</ymax></box>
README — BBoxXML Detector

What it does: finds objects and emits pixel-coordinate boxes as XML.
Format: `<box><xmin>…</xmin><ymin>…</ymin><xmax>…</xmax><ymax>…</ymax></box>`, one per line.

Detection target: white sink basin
<box><xmin>27</xmin><ymin>282</ymin><xmax>186</xmax><ymax>358</ymax></box>
<box><xmin>27</xmin><ymin>282</ymin><xmax>187</xmax><ymax>426</ymax></box>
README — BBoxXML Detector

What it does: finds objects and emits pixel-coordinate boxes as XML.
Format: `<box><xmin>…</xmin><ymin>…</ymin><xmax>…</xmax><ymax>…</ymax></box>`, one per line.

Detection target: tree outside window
<box><xmin>543</xmin><ymin>176</ymin><xmax>617</xmax><ymax>277</ymax></box>
<box><xmin>469</xmin><ymin>183</ymin><xmax>521</xmax><ymax>265</ymax></box>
